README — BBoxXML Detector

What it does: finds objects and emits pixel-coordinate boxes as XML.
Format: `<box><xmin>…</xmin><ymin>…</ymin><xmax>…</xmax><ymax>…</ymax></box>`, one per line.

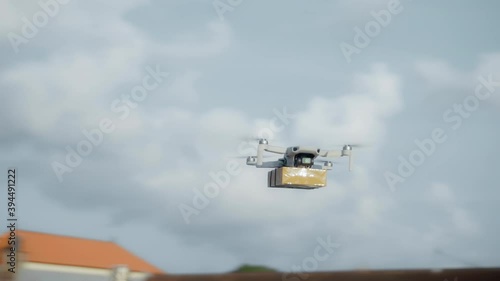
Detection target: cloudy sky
<box><xmin>1</xmin><ymin>0</ymin><xmax>500</xmax><ymax>274</ymax></box>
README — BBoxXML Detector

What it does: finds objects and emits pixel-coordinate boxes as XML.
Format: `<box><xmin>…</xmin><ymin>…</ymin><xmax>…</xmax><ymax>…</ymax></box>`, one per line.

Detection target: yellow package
<box><xmin>269</xmin><ymin>167</ymin><xmax>326</xmax><ymax>189</ymax></box>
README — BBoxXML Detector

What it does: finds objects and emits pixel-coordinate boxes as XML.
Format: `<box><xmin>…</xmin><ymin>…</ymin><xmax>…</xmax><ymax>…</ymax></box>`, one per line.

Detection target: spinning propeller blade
<box><xmin>331</xmin><ymin>143</ymin><xmax>370</xmax><ymax>148</ymax></box>
<box><xmin>349</xmin><ymin>152</ymin><xmax>353</xmax><ymax>171</ymax></box>
<box><xmin>229</xmin><ymin>155</ymin><xmax>274</xmax><ymax>159</ymax></box>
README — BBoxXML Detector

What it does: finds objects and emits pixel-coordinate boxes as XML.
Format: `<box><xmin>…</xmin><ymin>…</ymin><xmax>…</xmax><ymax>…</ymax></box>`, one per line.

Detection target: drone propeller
<box><xmin>229</xmin><ymin>155</ymin><xmax>274</xmax><ymax>159</ymax></box>
<box><xmin>334</xmin><ymin>144</ymin><xmax>367</xmax><ymax>171</ymax></box>
<box><xmin>349</xmin><ymin>144</ymin><xmax>367</xmax><ymax>148</ymax></box>
<box><xmin>330</xmin><ymin>143</ymin><xmax>370</xmax><ymax>148</ymax></box>
<box><xmin>349</xmin><ymin>152</ymin><xmax>353</xmax><ymax>171</ymax></box>
<box><xmin>239</xmin><ymin>136</ymin><xmax>265</xmax><ymax>142</ymax></box>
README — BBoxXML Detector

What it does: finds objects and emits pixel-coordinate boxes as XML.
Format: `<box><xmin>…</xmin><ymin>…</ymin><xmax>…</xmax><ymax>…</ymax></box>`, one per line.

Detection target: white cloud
<box><xmin>166</xmin><ymin>71</ymin><xmax>202</xmax><ymax>103</ymax></box>
<box><xmin>333</xmin><ymin>0</ymin><xmax>394</xmax><ymax>21</ymax></box>
<box><xmin>0</xmin><ymin>1</ymin><xmax>21</xmax><ymax>34</ymax></box>
<box><xmin>1</xmin><ymin>46</ymin><xmax>145</xmax><ymax>139</ymax></box>
<box><xmin>430</xmin><ymin>183</ymin><xmax>455</xmax><ymax>203</ymax></box>
<box><xmin>430</xmin><ymin>183</ymin><xmax>480</xmax><ymax>236</ymax></box>
<box><xmin>293</xmin><ymin>63</ymin><xmax>403</xmax><ymax>146</ymax></box>
<box><xmin>415</xmin><ymin>53</ymin><xmax>500</xmax><ymax>107</ymax></box>
<box><xmin>415</xmin><ymin>60</ymin><xmax>467</xmax><ymax>89</ymax></box>
<box><xmin>0</xmin><ymin>0</ymin><xmax>232</xmax><ymax>142</ymax></box>
<box><xmin>154</xmin><ymin>22</ymin><xmax>232</xmax><ymax>58</ymax></box>
<box><xmin>475</xmin><ymin>54</ymin><xmax>500</xmax><ymax>107</ymax></box>
<box><xmin>198</xmin><ymin>108</ymin><xmax>251</xmax><ymax>154</ymax></box>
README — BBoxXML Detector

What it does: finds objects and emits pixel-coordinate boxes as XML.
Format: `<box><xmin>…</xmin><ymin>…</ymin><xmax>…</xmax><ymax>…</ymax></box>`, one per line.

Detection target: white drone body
<box><xmin>245</xmin><ymin>139</ymin><xmax>354</xmax><ymax>189</ymax></box>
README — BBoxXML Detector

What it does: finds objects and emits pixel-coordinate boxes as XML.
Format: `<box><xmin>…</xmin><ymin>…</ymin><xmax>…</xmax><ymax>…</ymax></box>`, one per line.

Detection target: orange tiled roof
<box><xmin>0</xmin><ymin>230</ymin><xmax>163</xmax><ymax>274</ymax></box>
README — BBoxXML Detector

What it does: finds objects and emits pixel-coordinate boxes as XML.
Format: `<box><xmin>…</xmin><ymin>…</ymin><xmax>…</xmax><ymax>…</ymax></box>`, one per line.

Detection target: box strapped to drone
<box><xmin>268</xmin><ymin>167</ymin><xmax>327</xmax><ymax>189</ymax></box>
<box><xmin>245</xmin><ymin>139</ymin><xmax>355</xmax><ymax>189</ymax></box>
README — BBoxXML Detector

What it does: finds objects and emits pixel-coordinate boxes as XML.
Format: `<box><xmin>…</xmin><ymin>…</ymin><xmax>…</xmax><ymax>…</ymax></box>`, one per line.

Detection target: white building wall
<box><xmin>16</xmin><ymin>262</ymin><xmax>151</xmax><ymax>281</ymax></box>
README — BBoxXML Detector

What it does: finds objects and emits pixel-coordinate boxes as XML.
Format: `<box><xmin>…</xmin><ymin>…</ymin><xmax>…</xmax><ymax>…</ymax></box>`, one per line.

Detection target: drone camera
<box><xmin>294</xmin><ymin>153</ymin><xmax>315</xmax><ymax>167</ymax></box>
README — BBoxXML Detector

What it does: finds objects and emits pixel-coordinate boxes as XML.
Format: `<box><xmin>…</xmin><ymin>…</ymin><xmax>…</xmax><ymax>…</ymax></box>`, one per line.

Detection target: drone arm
<box><xmin>264</xmin><ymin>145</ymin><xmax>287</xmax><ymax>154</ymax></box>
<box><xmin>257</xmin><ymin>143</ymin><xmax>265</xmax><ymax>166</ymax></box>
<box><xmin>257</xmin><ymin>160</ymin><xmax>284</xmax><ymax>168</ymax></box>
<box><xmin>257</xmin><ymin>144</ymin><xmax>286</xmax><ymax>166</ymax></box>
<box><xmin>319</xmin><ymin>149</ymin><xmax>342</xmax><ymax>158</ymax></box>
<box><xmin>345</xmin><ymin>150</ymin><xmax>352</xmax><ymax>171</ymax></box>
<box><xmin>319</xmin><ymin>149</ymin><xmax>353</xmax><ymax>171</ymax></box>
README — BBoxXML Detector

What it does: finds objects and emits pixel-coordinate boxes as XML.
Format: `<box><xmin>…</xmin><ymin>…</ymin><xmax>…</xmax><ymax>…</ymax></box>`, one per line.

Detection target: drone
<box><xmin>244</xmin><ymin>139</ymin><xmax>356</xmax><ymax>189</ymax></box>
